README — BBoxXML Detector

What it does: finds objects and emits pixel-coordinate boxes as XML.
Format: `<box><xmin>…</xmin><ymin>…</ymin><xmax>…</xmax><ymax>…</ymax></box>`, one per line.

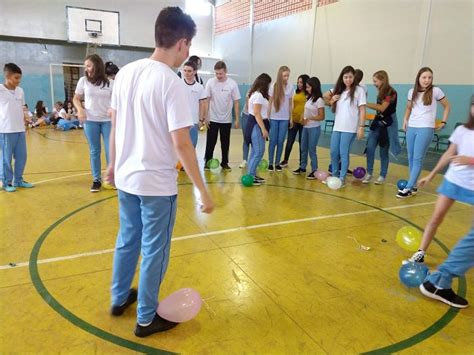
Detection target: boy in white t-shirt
<box><xmin>0</xmin><ymin>63</ymin><xmax>34</xmax><ymax>192</ymax></box>
<box><xmin>104</xmin><ymin>7</ymin><xmax>214</xmax><ymax>338</ymax></box>
<box><xmin>203</xmin><ymin>60</ymin><xmax>241</xmax><ymax>171</ymax></box>
<box><xmin>182</xmin><ymin>60</ymin><xmax>206</xmax><ymax>147</ymax></box>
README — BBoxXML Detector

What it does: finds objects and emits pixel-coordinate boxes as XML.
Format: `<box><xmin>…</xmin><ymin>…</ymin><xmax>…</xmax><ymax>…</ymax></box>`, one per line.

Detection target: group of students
<box><xmin>1</xmin><ymin>5</ymin><xmax>473</xmax><ymax>335</ymax></box>
<box><xmin>27</xmin><ymin>100</ymin><xmax>81</xmax><ymax>130</ymax></box>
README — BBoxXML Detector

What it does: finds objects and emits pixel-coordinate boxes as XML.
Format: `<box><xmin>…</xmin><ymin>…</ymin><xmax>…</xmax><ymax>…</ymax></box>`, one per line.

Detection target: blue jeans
<box><xmin>300</xmin><ymin>126</ymin><xmax>321</xmax><ymax>172</ymax></box>
<box><xmin>268</xmin><ymin>119</ymin><xmax>288</xmax><ymax>165</ymax></box>
<box><xmin>330</xmin><ymin>131</ymin><xmax>356</xmax><ymax>180</ymax></box>
<box><xmin>387</xmin><ymin>113</ymin><xmax>402</xmax><ymax>157</ymax></box>
<box><xmin>247</xmin><ymin>124</ymin><xmax>265</xmax><ymax>177</ymax></box>
<box><xmin>83</xmin><ymin>120</ymin><xmax>111</xmax><ymax>181</ymax></box>
<box><xmin>405</xmin><ymin>127</ymin><xmax>434</xmax><ymax>189</ymax></box>
<box><xmin>190</xmin><ymin>124</ymin><xmax>199</xmax><ymax>148</ymax></box>
<box><xmin>111</xmin><ymin>190</ymin><xmax>177</xmax><ymax>324</ymax></box>
<box><xmin>426</xmin><ymin>224</ymin><xmax>474</xmax><ymax>289</ymax></box>
<box><xmin>241</xmin><ymin>113</ymin><xmax>250</xmax><ymax>161</ymax></box>
<box><xmin>57</xmin><ymin>119</ymin><xmax>80</xmax><ymax>131</ymax></box>
<box><xmin>366</xmin><ymin>128</ymin><xmax>389</xmax><ymax>177</ymax></box>
<box><xmin>0</xmin><ymin>132</ymin><xmax>27</xmax><ymax>186</ymax></box>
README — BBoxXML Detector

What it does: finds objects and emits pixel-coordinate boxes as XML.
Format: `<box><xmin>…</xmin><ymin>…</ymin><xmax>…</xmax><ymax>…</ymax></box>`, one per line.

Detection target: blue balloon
<box><xmin>399</xmin><ymin>262</ymin><xmax>429</xmax><ymax>288</ymax></box>
<box><xmin>397</xmin><ymin>179</ymin><xmax>408</xmax><ymax>190</ymax></box>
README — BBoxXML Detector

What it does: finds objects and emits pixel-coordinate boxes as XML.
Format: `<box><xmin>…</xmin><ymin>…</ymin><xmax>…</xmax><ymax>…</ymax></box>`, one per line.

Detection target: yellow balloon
<box><xmin>396</xmin><ymin>226</ymin><xmax>422</xmax><ymax>252</ymax></box>
<box><xmin>103</xmin><ymin>181</ymin><xmax>116</xmax><ymax>190</ymax></box>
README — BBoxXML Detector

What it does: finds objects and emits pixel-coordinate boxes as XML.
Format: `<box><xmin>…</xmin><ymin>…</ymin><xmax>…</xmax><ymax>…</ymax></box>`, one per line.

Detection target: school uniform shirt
<box><xmin>75</xmin><ymin>76</ymin><xmax>113</xmax><ymax>122</ymax></box>
<box><xmin>248</xmin><ymin>92</ymin><xmax>269</xmax><ymax>119</ymax></box>
<box><xmin>332</xmin><ymin>86</ymin><xmax>367</xmax><ymax>133</ymax></box>
<box><xmin>111</xmin><ymin>58</ymin><xmax>193</xmax><ymax>197</ymax></box>
<box><xmin>0</xmin><ymin>84</ymin><xmax>25</xmax><ymax>133</ymax></box>
<box><xmin>444</xmin><ymin>125</ymin><xmax>474</xmax><ymax>191</ymax></box>
<box><xmin>407</xmin><ymin>87</ymin><xmax>445</xmax><ymax>128</ymax></box>
<box><xmin>269</xmin><ymin>83</ymin><xmax>294</xmax><ymax>120</ymax></box>
<box><xmin>182</xmin><ymin>79</ymin><xmax>206</xmax><ymax>125</ymax></box>
<box><xmin>204</xmin><ymin>77</ymin><xmax>241</xmax><ymax>124</ymax></box>
<box><xmin>53</xmin><ymin>108</ymin><xmax>67</xmax><ymax>119</ymax></box>
<box><xmin>303</xmin><ymin>97</ymin><xmax>325</xmax><ymax>128</ymax></box>
<box><xmin>291</xmin><ymin>90</ymin><xmax>306</xmax><ymax>124</ymax></box>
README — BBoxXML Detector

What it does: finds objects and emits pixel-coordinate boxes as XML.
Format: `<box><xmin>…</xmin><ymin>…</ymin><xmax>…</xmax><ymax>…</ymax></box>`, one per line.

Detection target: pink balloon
<box><xmin>157</xmin><ymin>288</ymin><xmax>202</xmax><ymax>323</ymax></box>
<box><xmin>315</xmin><ymin>170</ymin><xmax>329</xmax><ymax>181</ymax></box>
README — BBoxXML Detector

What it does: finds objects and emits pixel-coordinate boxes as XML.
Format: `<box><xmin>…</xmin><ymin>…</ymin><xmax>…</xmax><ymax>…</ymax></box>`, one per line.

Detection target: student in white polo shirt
<box><xmin>104</xmin><ymin>7</ymin><xmax>214</xmax><ymax>338</ymax></box>
<box><xmin>0</xmin><ymin>63</ymin><xmax>33</xmax><ymax>192</ymax></box>
<box><xmin>203</xmin><ymin>61</ymin><xmax>240</xmax><ymax>171</ymax></box>
<box><xmin>181</xmin><ymin>60</ymin><xmax>206</xmax><ymax>147</ymax></box>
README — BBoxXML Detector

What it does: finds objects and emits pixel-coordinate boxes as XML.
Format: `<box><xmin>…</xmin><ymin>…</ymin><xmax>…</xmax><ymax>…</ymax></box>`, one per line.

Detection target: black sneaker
<box><xmin>255</xmin><ymin>176</ymin><xmax>266</xmax><ymax>183</ymax></box>
<box><xmin>409</xmin><ymin>249</ymin><xmax>425</xmax><ymax>263</ymax></box>
<box><xmin>306</xmin><ymin>171</ymin><xmax>316</xmax><ymax>180</ymax></box>
<box><xmin>134</xmin><ymin>313</ymin><xmax>178</xmax><ymax>337</ymax></box>
<box><xmin>292</xmin><ymin>168</ymin><xmax>306</xmax><ymax>175</ymax></box>
<box><xmin>411</xmin><ymin>187</ymin><xmax>418</xmax><ymax>195</ymax></box>
<box><xmin>221</xmin><ymin>163</ymin><xmax>232</xmax><ymax>171</ymax></box>
<box><xmin>396</xmin><ymin>188</ymin><xmax>412</xmax><ymax>199</ymax></box>
<box><xmin>268</xmin><ymin>165</ymin><xmax>274</xmax><ymax>171</ymax></box>
<box><xmin>275</xmin><ymin>165</ymin><xmax>283</xmax><ymax>172</ymax></box>
<box><xmin>110</xmin><ymin>289</ymin><xmax>138</xmax><ymax>316</ymax></box>
<box><xmin>252</xmin><ymin>178</ymin><xmax>262</xmax><ymax>186</ymax></box>
<box><xmin>204</xmin><ymin>161</ymin><xmax>210</xmax><ymax>171</ymax></box>
<box><xmin>347</xmin><ymin>169</ymin><xmax>353</xmax><ymax>175</ymax></box>
<box><xmin>419</xmin><ymin>281</ymin><xmax>469</xmax><ymax>308</ymax></box>
<box><xmin>279</xmin><ymin>161</ymin><xmax>288</xmax><ymax>168</ymax></box>
<box><xmin>90</xmin><ymin>180</ymin><xmax>101</xmax><ymax>192</ymax></box>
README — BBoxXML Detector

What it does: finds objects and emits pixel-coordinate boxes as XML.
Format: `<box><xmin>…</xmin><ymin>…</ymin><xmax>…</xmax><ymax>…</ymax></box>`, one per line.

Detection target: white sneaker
<box><xmin>374</xmin><ymin>176</ymin><xmax>385</xmax><ymax>185</ymax></box>
<box><xmin>239</xmin><ymin>160</ymin><xmax>247</xmax><ymax>169</ymax></box>
<box><xmin>362</xmin><ymin>174</ymin><xmax>372</xmax><ymax>184</ymax></box>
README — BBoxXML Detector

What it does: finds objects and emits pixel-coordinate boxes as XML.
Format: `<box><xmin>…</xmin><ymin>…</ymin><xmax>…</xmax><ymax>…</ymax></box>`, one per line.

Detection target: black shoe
<box><xmin>420</xmin><ymin>281</ymin><xmax>468</xmax><ymax>308</ymax></box>
<box><xmin>292</xmin><ymin>168</ymin><xmax>306</xmax><ymax>175</ymax></box>
<box><xmin>255</xmin><ymin>176</ymin><xmax>266</xmax><ymax>183</ymax></box>
<box><xmin>221</xmin><ymin>163</ymin><xmax>232</xmax><ymax>171</ymax></box>
<box><xmin>111</xmin><ymin>288</ymin><xmax>138</xmax><ymax>316</ymax></box>
<box><xmin>279</xmin><ymin>161</ymin><xmax>288</xmax><ymax>168</ymax></box>
<box><xmin>134</xmin><ymin>313</ymin><xmax>178</xmax><ymax>337</ymax></box>
<box><xmin>347</xmin><ymin>169</ymin><xmax>353</xmax><ymax>175</ymax></box>
<box><xmin>411</xmin><ymin>187</ymin><xmax>418</xmax><ymax>195</ymax></box>
<box><xmin>252</xmin><ymin>177</ymin><xmax>262</xmax><ymax>186</ymax></box>
<box><xmin>90</xmin><ymin>180</ymin><xmax>101</xmax><ymax>192</ymax></box>
<box><xmin>275</xmin><ymin>165</ymin><xmax>282</xmax><ymax>172</ymax></box>
<box><xmin>306</xmin><ymin>171</ymin><xmax>316</xmax><ymax>180</ymax></box>
<box><xmin>268</xmin><ymin>165</ymin><xmax>274</xmax><ymax>171</ymax></box>
<box><xmin>396</xmin><ymin>188</ymin><xmax>412</xmax><ymax>199</ymax></box>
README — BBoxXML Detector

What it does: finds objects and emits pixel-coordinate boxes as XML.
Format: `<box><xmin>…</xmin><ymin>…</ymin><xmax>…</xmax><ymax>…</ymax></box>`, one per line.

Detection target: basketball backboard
<box><xmin>66</xmin><ymin>6</ymin><xmax>120</xmax><ymax>46</ymax></box>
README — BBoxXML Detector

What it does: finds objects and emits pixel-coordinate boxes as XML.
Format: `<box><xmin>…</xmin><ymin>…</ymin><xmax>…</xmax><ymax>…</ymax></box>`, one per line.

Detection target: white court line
<box><xmin>0</xmin><ymin>201</ymin><xmax>435</xmax><ymax>270</ymax></box>
<box><xmin>32</xmin><ymin>172</ymin><xmax>91</xmax><ymax>185</ymax></box>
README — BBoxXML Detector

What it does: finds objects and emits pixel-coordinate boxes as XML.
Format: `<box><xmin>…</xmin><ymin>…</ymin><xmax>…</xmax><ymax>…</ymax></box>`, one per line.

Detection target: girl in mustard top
<box><xmin>281</xmin><ymin>74</ymin><xmax>309</xmax><ymax>168</ymax></box>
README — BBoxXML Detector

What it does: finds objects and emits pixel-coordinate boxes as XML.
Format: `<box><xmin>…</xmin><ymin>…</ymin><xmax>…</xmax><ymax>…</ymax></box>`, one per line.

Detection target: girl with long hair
<box><xmin>268</xmin><ymin>66</ymin><xmax>293</xmax><ymax>171</ymax></box>
<box><xmin>397</xmin><ymin>67</ymin><xmax>451</xmax><ymax>198</ymax></box>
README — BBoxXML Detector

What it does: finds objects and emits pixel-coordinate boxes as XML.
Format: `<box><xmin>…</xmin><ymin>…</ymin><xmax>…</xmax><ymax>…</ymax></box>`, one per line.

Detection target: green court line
<box><xmin>28</xmin><ymin>182</ymin><xmax>467</xmax><ymax>353</ymax></box>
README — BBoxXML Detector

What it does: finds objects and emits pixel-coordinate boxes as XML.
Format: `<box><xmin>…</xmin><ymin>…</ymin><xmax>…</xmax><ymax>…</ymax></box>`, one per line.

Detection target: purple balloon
<box><xmin>157</xmin><ymin>288</ymin><xmax>203</xmax><ymax>323</ymax></box>
<box><xmin>315</xmin><ymin>170</ymin><xmax>329</xmax><ymax>181</ymax></box>
<box><xmin>353</xmin><ymin>167</ymin><xmax>366</xmax><ymax>179</ymax></box>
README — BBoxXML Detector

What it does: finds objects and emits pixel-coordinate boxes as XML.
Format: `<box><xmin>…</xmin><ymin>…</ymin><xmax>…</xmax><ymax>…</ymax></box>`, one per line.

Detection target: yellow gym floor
<box><xmin>1</xmin><ymin>127</ymin><xmax>473</xmax><ymax>354</ymax></box>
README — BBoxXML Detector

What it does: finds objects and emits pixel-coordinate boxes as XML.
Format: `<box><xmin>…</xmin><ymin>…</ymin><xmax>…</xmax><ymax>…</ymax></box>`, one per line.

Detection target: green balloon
<box><xmin>241</xmin><ymin>174</ymin><xmax>254</xmax><ymax>187</ymax></box>
<box><xmin>209</xmin><ymin>159</ymin><xmax>220</xmax><ymax>169</ymax></box>
<box><xmin>258</xmin><ymin>159</ymin><xmax>269</xmax><ymax>170</ymax></box>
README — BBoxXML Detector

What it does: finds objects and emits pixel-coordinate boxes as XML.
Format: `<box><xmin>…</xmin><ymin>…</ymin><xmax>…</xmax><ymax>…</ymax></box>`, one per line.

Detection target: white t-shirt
<box><xmin>248</xmin><ymin>92</ymin><xmax>269</xmax><ymax>119</ymax></box>
<box><xmin>444</xmin><ymin>125</ymin><xmax>474</xmax><ymax>191</ymax></box>
<box><xmin>75</xmin><ymin>76</ymin><xmax>113</xmax><ymax>122</ymax></box>
<box><xmin>269</xmin><ymin>83</ymin><xmax>293</xmax><ymax>120</ymax></box>
<box><xmin>0</xmin><ymin>84</ymin><xmax>25</xmax><ymax>133</ymax></box>
<box><xmin>111</xmin><ymin>58</ymin><xmax>194</xmax><ymax>196</ymax></box>
<box><xmin>204</xmin><ymin>77</ymin><xmax>241</xmax><ymax>123</ymax></box>
<box><xmin>332</xmin><ymin>86</ymin><xmax>367</xmax><ymax>133</ymax></box>
<box><xmin>53</xmin><ymin>108</ymin><xmax>67</xmax><ymax>119</ymax></box>
<box><xmin>303</xmin><ymin>97</ymin><xmax>325</xmax><ymax>128</ymax></box>
<box><xmin>408</xmin><ymin>87</ymin><xmax>445</xmax><ymax>128</ymax></box>
<box><xmin>183</xmin><ymin>78</ymin><xmax>206</xmax><ymax>125</ymax></box>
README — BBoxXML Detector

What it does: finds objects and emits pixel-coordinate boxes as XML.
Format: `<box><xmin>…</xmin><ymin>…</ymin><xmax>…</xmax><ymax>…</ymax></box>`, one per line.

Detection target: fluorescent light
<box><xmin>185</xmin><ymin>0</ymin><xmax>212</xmax><ymax>16</ymax></box>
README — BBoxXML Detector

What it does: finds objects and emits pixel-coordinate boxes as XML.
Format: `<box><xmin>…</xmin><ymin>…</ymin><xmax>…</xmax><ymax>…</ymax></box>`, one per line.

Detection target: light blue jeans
<box><xmin>0</xmin><ymin>132</ymin><xmax>27</xmax><ymax>186</ymax></box>
<box><xmin>57</xmin><ymin>119</ymin><xmax>80</xmax><ymax>131</ymax></box>
<box><xmin>247</xmin><ymin>124</ymin><xmax>265</xmax><ymax>177</ymax></box>
<box><xmin>111</xmin><ymin>190</ymin><xmax>177</xmax><ymax>324</ymax></box>
<box><xmin>268</xmin><ymin>119</ymin><xmax>288</xmax><ymax>166</ymax></box>
<box><xmin>330</xmin><ymin>131</ymin><xmax>356</xmax><ymax>180</ymax></box>
<box><xmin>300</xmin><ymin>126</ymin><xmax>321</xmax><ymax>172</ymax></box>
<box><xmin>366</xmin><ymin>128</ymin><xmax>389</xmax><ymax>178</ymax></box>
<box><xmin>405</xmin><ymin>127</ymin><xmax>434</xmax><ymax>189</ymax></box>
<box><xmin>190</xmin><ymin>124</ymin><xmax>199</xmax><ymax>148</ymax></box>
<box><xmin>241</xmin><ymin>113</ymin><xmax>250</xmax><ymax>161</ymax></box>
<box><xmin>426</xmin><ymin>224</ymin><xmax>474</xmax><ymax>289</ymax></box>
<box><xmin>83</xmin><ymin>120</ymin><xmax>111</xmax><ymax>181</ymax></box>
<box><xmin>387</xmin><ymin>113</ymin><xmax>402</xmax><ymax>157</ymax></box>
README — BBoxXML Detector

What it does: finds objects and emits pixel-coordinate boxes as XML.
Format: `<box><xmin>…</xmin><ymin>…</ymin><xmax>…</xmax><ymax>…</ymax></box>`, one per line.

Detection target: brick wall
<box><xmin>253</xmin><ymin>0</ymin><xmax>312</xmax><ymax>24</ymax></box>
<box><xmin>215</xmin><ymin>0</ymin><xmax>251</xmax><ymax>35</ymax></box>
<box><xmin>317</xmin><ymin>0</ymin><xmax>338</xmax><ymax>7</ymax></box>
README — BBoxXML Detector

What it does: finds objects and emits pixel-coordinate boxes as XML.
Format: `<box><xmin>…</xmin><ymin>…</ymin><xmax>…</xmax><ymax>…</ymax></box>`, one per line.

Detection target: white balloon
<box><xmin>327</xmin><ymin>177</ymin><xmax>342</xmax><ymax>190</ymax></box>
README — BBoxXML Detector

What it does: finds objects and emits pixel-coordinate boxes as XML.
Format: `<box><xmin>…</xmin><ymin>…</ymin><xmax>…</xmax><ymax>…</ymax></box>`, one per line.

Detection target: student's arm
<box><xmin>307</xmin><ymin>107</ymin><xmax>325</xmax><ymax>121</ymax></box>
<box><xmin>288</xmin><ymin>96</ymin><xmax>293</xmax><ymax>125</ymax></box>
<box><xmin>267</xmin><ymin>96</ymin><xmax>273</xmax><ymax>118</ymax></box>
<box><xmin>73</xmin><ymin>94</ymin><xmax>86</xmax><ymax>123</ymax></box>
<box><xmin>418</xmin><ymin>143</ymin><xmax>458</xmax><ymax>186</ymax></box>
<box><xmin>253</xmin><ymin>104</ymin><xmax>268</xmax><ymax>139</ymax></box>
<box><xmin>171</xmin><ymin>128</ymin><xmax>214</xmax><ymax>213</ymax></box>
<box><xmin>289</xmin><ymin>96</ymin><xmax>294</xmax><ymax>128</ymax></box>
<box><xmin>233</xmin><ymin>100</ymin><xmax>240</xmax><ymax>129</ymax></box>
<box><xmin>402</xmin><ymin>101</ymin><xmax>412</xmax><ymax>132</ymax></box>
<box><xmin>436</xmin><ymin>97</ymin><xmax>451</xmax><ymax>131</ymax></box>
<box><xmin>323</xmin><ymin>90</ymin><xmax>334</xmax><ymax>106</ymax></box>
<box><xmin>202</xmin><ymin>99</ymin><xmax>210</xmax><ymax>128</ymax></box>
<box><xmin>357</xmin><ymin>105</ymin><xmax>366</xmax><ymax>140</ymax></box>
<box><xmin>198</xmin><ymin>99</ymin><xmax>206</xmax><ymax>128</ymax></box>
<box><xmin>104</xmin><ymin>110</ymin><xmax>116</xmax><ymax>185</ymax></box>
<box><xmin>367</xmin><ymin>101</ymin><xmax>390</xmax><ymax>112</ymax></box>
